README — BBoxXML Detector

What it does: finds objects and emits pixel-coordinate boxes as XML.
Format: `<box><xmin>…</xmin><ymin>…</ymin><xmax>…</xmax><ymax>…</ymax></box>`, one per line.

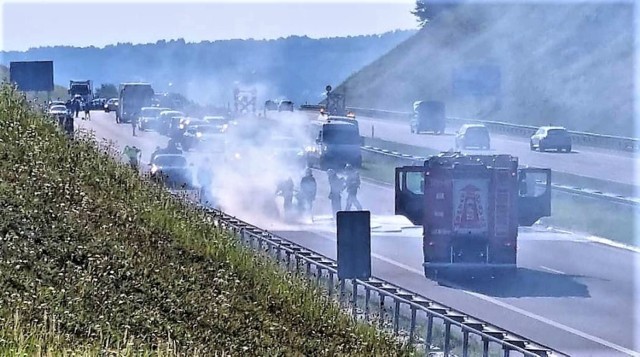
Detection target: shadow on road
<box><xmin>437</xmin><ymin>267</ymin><xmax>592</xmax><ymax>298</ymax></box>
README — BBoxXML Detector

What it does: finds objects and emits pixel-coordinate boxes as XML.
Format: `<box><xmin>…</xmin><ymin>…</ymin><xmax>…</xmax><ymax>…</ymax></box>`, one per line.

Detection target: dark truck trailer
<box><xmin>69</xmin><ymin>80</ymin><xmax>93</xmax><ymax>103</ymax></box>
<box><xmin>410</xmin><ymin>100</ymin><xmax>446</xmax><ymax>134</ymax></box>
<box><xmin>395</xmin><ymin>153</ymin><xmax>551</xmax><ymax>279</ymax></box>
<box><xmin>117</xmin><ymin>83</ymin><xmax>155</xmax><ymax>123</ymax></box>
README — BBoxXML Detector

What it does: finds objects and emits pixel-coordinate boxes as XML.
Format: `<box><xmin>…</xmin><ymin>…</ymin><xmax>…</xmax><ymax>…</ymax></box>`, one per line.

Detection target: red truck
<box><xmin>395</xmin><ymin>152</ymin><xmax>551</xmax><ymax>279</ymax></box>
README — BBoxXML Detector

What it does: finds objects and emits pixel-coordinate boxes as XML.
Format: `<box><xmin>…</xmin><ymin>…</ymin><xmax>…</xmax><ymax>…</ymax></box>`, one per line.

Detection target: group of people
<box><xmin>65</xmin><ymin>97</ymin><xmax>90</xmax><ymax>120</ymax></box>
<box><xmin>276</xmin><ymin>163</ymin><xmax>362</xmax><ymax>220</ymax></box>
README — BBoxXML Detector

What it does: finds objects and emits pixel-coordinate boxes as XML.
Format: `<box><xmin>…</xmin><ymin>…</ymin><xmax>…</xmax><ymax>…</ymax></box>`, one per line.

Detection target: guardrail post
<box><xmin>393</xmin><ymin>299</ymin><xmax>401</xmax><ymax>335</ymax></box>
<box><xmin>502</xmin><ymin>347</ymin><xmax>510</xmax><ymax>357</ymax></box>
<box><xmin>351</xmin><ymin>279</ymin><xmax>358</xmax><ymax>318</ymax></box>
<box><xmin>364</xmin><ymin>288</ymin><xmax>371</xmax><ymax>322</ymax></box>
<box><xmin>328</xmin><ymin>271</ymin><xmax>334</xmax><ymax>297</ymax></box>
<box><xmin>316</xmin><ymin>266</ymin><xmax>322</xmax><ymax>286</ymax></box>
<box><xmin>306</xmin><ymin>261</ymin><xmax>312</xmax><ymax>277</ymax></box>
<box><xmin>483</xmin><ymin>338</ymin><xmax>490</xmax><ymax>357</ymax></box>
<box><xmin>379</xmin><ymin>294</ymin><xmax>386</xmax><ymax>329</ymax></box>
<box><xmin>462</xmin><ymin>330</ymin><xmax>469</xmax><ymax>357</ymax></box>
<box><xmin>339</xmin><ymin>279</ymin><xmax>346</xmax><ymax>306</ymax></box>
<box><xmin>425</xmin><ymin>314</ymin><xmax>434</xmax><ymax>350</ymax></box>
<box><xmin>371</xmin><ymin>124</ymin><xmax>375</xmax><ymax>138</ymax></box>
<box><xmin>409</xmin><ymin>307</ymin><xmax>417</xmax><ymax>346</ymax></box>
<box><xmin>444</xmin><ymin>321</ymin><xmax>451</xmax><ymax>355</ymax></box>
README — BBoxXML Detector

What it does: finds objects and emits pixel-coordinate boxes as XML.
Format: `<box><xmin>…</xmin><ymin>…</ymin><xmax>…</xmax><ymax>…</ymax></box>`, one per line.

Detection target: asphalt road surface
<box><xmin>77</xmin><ymin>111</ymin><xmax>639</xmax><ymax>356</ymax></box>
<box><xmin>349</xmin><ymin>114</ymin><xmax>638</xmax><ymax>188</ymax></box>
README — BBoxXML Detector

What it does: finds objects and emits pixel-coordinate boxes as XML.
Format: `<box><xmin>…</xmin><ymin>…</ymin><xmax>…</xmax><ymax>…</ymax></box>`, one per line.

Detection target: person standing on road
<box><xmin>327</xmin><ymin>169</ymin><xmax>344</xmax><ymax>218</ymax></box>
<box><xmin>344</xmin><ymin>164</ymin><xmax>362</xmax><ymax>211</ymax></box>
<box><xmin>131</xmin><ymin>111</ymin><xmax>140</xmax><ymax>136</ymax></box>
<box><xmin>84</xmin><ymin>101</ymin><xmax>90</xmax><ymax>120</ymax></box>
<box><xmin>63</xmin><ymin>114</ymin><xmax>75</xmax><ymax>139</ymax></box>
<box><xmin>299</xmin><ymin>168</ymin><xmax>317</xmax><ymax>217</ymax></box>
<box><xmin>123</xmin><ymin>145</ymin><xmax>142</xmax><ymax>171</ymax></box>
<box><xmin>73</xmin><ymin>99</ymin><xmax>81</xmax><ymax>118</ymax></box>
<box><xmin>276</xmin><ymin>177</ymin><xmax>295</xmax><ymax>216</ymax></box>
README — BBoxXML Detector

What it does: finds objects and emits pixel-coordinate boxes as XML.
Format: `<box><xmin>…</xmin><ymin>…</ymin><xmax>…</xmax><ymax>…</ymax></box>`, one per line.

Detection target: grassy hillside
<box><xmin>339</xmin><ymin>3</ymin><xmax>633</xmax><ymax>136</ymax></box>
<box><xmin>0</xmin><ymin>84</ymin><xmax>409</xmax><ymax>355</ymax></box>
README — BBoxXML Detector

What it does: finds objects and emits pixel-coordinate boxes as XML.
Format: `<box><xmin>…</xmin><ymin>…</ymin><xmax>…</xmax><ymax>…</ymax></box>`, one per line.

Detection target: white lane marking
<box><xmin>540</xmin><ymin>265</ymin><xmax>566</xmax><ymax>275</ymax></box>
<box><xmin>308</xmin><ymin>230</ymin><xmax>638</xmax><ymax>356</ymax></box>
<box><xmin>585</xmin><ymin>235</ymin><xmax>640</xmax><ymax>254</ymax></box>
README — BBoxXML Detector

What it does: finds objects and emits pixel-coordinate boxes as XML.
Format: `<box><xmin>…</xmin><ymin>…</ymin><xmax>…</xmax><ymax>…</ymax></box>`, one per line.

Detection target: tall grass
<box><xmin>0</xmin><ymin>84</ymin><xmax>412</xmax><ymax>355</ymax></box>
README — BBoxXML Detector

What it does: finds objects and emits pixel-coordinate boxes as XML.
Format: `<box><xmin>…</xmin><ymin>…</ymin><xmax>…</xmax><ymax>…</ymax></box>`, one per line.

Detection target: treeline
<box><xmin>0</xmin><ymin>31</ymin><xmax>415</xmax><ymax>106</ymax></box>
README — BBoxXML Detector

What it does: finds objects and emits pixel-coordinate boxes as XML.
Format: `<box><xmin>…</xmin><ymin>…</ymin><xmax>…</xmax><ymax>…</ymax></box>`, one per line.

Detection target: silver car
<box><xmin>530</xmin><ymin>126</ymin><xmax>572</xmax><ymax>152</ymax></box>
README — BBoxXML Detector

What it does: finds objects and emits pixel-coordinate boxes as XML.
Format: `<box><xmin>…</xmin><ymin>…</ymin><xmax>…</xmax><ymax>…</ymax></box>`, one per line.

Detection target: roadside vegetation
<box><xmin>0</xmin><ymin>84</ymin><xmax>411</xmax><ymax>355</ymax></box>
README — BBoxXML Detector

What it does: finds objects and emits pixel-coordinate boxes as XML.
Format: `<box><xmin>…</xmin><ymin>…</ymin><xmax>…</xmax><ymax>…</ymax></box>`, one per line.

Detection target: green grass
<box><xmin>0</xmin><ymin>84</ymin><xmax>412</xmax><ymax>355</ymax></box>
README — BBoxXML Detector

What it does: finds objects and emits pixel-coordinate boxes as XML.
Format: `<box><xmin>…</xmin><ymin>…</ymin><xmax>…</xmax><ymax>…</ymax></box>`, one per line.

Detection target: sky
<box><xmin>1</xmin><ymin>0</ymin><xmax>419</xmax><ymax>51</ymax></box>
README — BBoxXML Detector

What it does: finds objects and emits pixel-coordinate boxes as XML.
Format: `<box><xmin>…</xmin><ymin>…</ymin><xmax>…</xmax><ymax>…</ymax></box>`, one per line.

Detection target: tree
<box><xmin>95</xmin><ymin>83</ymin><xmax>118</xmax><ymax>99</ymax></box>
<box><xmin>412</xmin><ymin>1</ymin><xmax>459</xmax><ymax>27</ymax></box>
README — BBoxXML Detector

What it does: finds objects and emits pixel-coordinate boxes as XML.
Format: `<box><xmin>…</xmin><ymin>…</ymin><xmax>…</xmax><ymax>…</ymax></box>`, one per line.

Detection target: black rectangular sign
<box><xmin>337</xmin><ymin>210</ymin><xmax>371</xmax><ymax>280</ymax></box>
<box><xmin>9</xmin><ymin>61</ymin><xmax>54</xmax><ymax>92</ymax></box>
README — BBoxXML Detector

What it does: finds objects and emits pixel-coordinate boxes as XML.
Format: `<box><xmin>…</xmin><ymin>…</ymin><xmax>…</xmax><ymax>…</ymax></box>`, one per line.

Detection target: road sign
<box><xmin>9</xmin><ymin>61</ymin><xmax>54</xmax><ymax>92</ymax></box>
<box><xmin>337</xmin><ymin>210</ymin><xmax>371</xmax><ymax>280</ymax></box>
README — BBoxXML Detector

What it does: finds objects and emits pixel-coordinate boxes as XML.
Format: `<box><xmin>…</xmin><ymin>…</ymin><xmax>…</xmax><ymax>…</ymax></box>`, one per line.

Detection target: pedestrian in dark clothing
<box><xmin>64</xmin><ymin>115</ymin><xmax>74</xmax><ymax>139</ymax></box>
<box><xmin>73</xmin><ymin>100</ymin><xmax>81</xmax><ymax>118</ymax></box>
<box><xmin>299</xmin><ymin>168</ymin><xmax>317</xmax><ymax>217</ymax></box>
<box><xmin>344</xmin><ymin>164</ymin><xmax>362</xmax><ymax>211</ymax></box>
<box><xmin>276</xmin><ymin>177</ymin><xmax>295</xmax><ymax>215</ymax></box>
<box><xmin>328</xmin><ymin>169</ymin><xmax>344</xmax><ymax>218</ymax></box>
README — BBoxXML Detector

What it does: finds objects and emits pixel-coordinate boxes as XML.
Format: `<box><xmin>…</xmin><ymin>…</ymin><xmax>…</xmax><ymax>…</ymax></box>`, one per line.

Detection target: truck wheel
<box><xmin>424</xmin><ymin>267</ymin><xmax>439</xmax><ymax>280</ymax></box>
<box><xmin>565</xmin><ymin>146</ymin><xmax>572</xmax><ymax>153</ymax></box>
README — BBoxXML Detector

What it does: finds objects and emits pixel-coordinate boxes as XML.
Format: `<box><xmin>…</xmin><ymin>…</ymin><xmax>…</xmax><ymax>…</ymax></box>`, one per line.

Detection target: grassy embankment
<box><xmin>0</xmin><ymin>84</ymin><xmax>411</xmax><ymax>356</ymax></box>
<box><xmin>361</xmin><ymin>137</ymin><xmax>637</xmax><ymax>247</ymax></box>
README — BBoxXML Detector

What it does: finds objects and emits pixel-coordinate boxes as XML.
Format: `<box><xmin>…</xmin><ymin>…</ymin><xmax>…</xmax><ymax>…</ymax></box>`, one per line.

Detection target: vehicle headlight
<box><xmin>151</xmin><ymin>165</ymin><xmax>158</xmax><ymax>174</ymax></box>
<box><xmin>196</xmin><ymin>132</ymin><xmax>203</xmax><ymax>138</ymax></box>
<box><xmin>179</xmin><ymin>124</ymin><xmax>185</xmax><ymax>129</ymax></box>
<box><xmin>234</xmin><ymin>152</ymin><xmax>241</xmax><ymax>160</ymax></box>
<box><xmin>305</xmin><ymin>146</ymin><xmax>316</xmax><ymax>153</ymax></box>
<box><xmin>104</xmin><ymin>104</ymin><xmax>108</xmax><ymax>109</ymax></box>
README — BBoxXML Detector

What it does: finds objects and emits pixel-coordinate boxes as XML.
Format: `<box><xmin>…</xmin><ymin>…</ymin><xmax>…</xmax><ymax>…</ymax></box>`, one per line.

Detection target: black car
<box><xmin>149</xmin><ymin>154</ymin><xmax>192</xmax><ymax>188</ymax></box>
<box><xmin>530</xmin><ymin>126</ymin><xmax>572</xmax><ymax>152</ymax></box>
<box><xmin>455</xmin><ymin>124</ymin><xmax>491</xmax><ymax>150</ymax></box>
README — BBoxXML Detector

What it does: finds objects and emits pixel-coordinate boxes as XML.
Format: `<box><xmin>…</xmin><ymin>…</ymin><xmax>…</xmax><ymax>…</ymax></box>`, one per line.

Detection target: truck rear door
<box><xmin>517</xmin><ymin>168</ymin><xmax>551</xmax><ymax>226</ymax></box>
<box><xmin>395</xmin><ymin>166</ymin><xmax>427</xmax><ymax>225</ymax></box>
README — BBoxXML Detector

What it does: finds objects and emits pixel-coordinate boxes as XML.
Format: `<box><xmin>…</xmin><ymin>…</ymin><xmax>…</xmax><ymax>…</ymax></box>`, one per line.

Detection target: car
<box><xmin>157</xmin><ymin>110</ymin><xmax>185</xmax><ymax>135</ymax></box>
<box><xmin>90</xmin><ymin>98</ymin><xmax>106</xmax><ymax>110</ymax></box>
<box><xmin>104</xmin><ymin>98</ymin><xmax>119</xmax><ymax>113</ymax></box>
<box><xmin>277</xmin><ymin>100</ymin><xmax>294</xmax><ymax>112</ymax></box>
<box><xmin>264</xmin><ymin>100</ymin><xmax>279</xmax><ymax>113</ymax></box>
<box><xmin>455</xmin><ymin>124</ymin><xmax>491</xmax><ymax>150</ymax></box>
<box><xmin>266</xmin><ymin>136</ymin><xmax>307</xmax><ymax>167</ymax></box>
<box><xmin>149</xmin><ymin>154</ymin><xmax>192</xmax><ymax>189</ymax></box>
<box><xmin>138</xmin><ymin>106</ymin><xmax>171</xmax><ymax>132</ymax></box>
<box><xmin>203</xmin><ymin>115</ymin><xmax>232</xmax><ymax>132</ymax></box>
<box><xmin>48</xmin><ymin>100</ymin><xmax>66</xmax><ymax>109</ymax></box>
<box><xmin>48</xmin><ymin>104</ymin><xmax>69</xmax><ymax>124</ymax></box>
<box><xmin>530</xmin><ymin>126</ymin><xmax>572</xmax><ymax>152</ymax></box>
<box><xmin>181</xmin><ymin>124</ymin><xmax>228</xmax><ymax>151</ymax></box>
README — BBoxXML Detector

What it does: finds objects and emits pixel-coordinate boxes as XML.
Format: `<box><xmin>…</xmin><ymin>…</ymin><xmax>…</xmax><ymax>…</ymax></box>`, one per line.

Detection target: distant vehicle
<box><xmin>455</xmin><ymin>124</ymin><xmax>490</xmax><ymax>150</ymax></box>
<box><xmin>48</xmin><ymin>105</ymin><xmax>69</xmax><ymax>123</ymax></box>
<box><xmin>68</xmin><ymin>80</ymin><xmax>93</xmax><ymax>103</ymax></box>
<box><xmin>138</xmin><ymin>106</ymin><xmax>171</xmax><ymax>132</ymax></box>
<box><xmin>307</xmin><ymin>116</ymin><xmax>363</xmax><ymax>169</ymax></box>
<box><xmin>149</xmin><ymin>154</ymin><xmax>192</xmax><ymax>189</ymax></box>
<box><xmin>181</xmin><ymin>124</ymin><xmax>227</xmax><ymax>151</ymax></box>
<box><xmin>278</xmin><ymin>100</ymin><xmax>294</xmax><ymax>112</ymax></box>
<box><xmin>264</xmin><ymin>100</ymin><xmax>279</xmax><ymax>114</ymax></box>
<box><xmin>410</xmin><ymin>100</ymin><xmax>446</xmax><ymax>134</ymax></box>
<box><xmin>395</xmin><ymin>152</ymin><xmax>551</xmax><ymax>279</ymax></box>
<box><xmin>171</xmin><ymin>117</ymin><xmax>205</xmax><ymax>139</ymax></box>
<box><xmin>157</xmin><ymin>110</ymin><xmax>185</xmax><ymax>135</ymax></box>
<box><xmin>89</xmin><ymin>98</ymin><xmax>106</xmax><ymax>110</ymax></box>
<box><xmin>104</xmin><ymin>98</ymin><xmax>119</xmax><ymax>112</ymax></box>
<box><xmin>117</xmin><ymin>83</ymin><xmax>154</xmax><ymax>123</ymax></box>
<box><xmin>203</xmin><ymin>115</ymin><xmax>232</xmax><ymax>131</ymax></box>
<box><xmin>530</xmin><ymin>126</ymin><xmax>572</xmax><ymax>152</ymax></box>
<box><xmin>48</xmin><ymin>100</ymin><xmax>66</xmax><ymax>108</ymax></box>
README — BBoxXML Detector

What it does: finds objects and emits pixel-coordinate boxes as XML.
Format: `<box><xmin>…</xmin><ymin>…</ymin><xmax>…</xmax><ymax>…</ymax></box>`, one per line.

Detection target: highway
<box><xmin>78</xmin><ymin>111</ymin><xmax>639</xmax><ymax>356</ymax></box>
<box><xmin>349</xmin><ymin>115</ymin><xmax>639</xmax><ymax>188</ymax></box>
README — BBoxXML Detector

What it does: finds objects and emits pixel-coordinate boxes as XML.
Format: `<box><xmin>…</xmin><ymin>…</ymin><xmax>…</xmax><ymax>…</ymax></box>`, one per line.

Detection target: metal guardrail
<box><xmin>361</xmin><ymin>146</ymin><xmax>639</xmax><ymax>207</ymax></box>
<box><xmin>189</xmin><ymin>204</ymin><xmax>566</xmax><ymax>357</ymax></box>
<box><xmin>298</xmin><ymin>105</ymin><xmax>639</xmax><ymax>152</ymax></box>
